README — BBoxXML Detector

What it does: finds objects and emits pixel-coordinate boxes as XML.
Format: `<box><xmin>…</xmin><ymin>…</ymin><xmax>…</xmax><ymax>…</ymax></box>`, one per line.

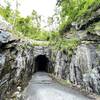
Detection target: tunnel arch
<box><xmin>34</xmin><ymin>55</ymin><xmax>49</xmax><ymax>72</ymax></box>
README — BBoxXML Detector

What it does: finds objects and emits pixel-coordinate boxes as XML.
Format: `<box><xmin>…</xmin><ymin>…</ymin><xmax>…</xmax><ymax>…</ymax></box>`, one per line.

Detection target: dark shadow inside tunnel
<box><xmin>34</xmin><ymin>55</ymin><xmax>49</xmax><ymax>72</ymax></box>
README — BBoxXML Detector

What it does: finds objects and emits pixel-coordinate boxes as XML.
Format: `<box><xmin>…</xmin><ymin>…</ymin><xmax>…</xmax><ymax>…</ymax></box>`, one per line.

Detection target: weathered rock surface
<box><xmin>33</xmin><ymin>46</ymin><xmax>51</xmax><ymax>58</ymax></box>
<box><xmin>54</xmin><ymin>50</ymin><xmax>68</xmax><ymax>79</ymax></box>
<box><xmin>52</xmin><ymin>41</ymin><xmax>100</xmax><ymax>95</ymax></box>
<box><xmin>0</xmin><ymin>30</ymin><xmax>35</xmax><ymax>99</ymax></box>
<box><xmin>0</xmin><ymin>30</ymin><xmax>52</xmax><ymax>99</ymax></box>
<box><xmin>69</xmin><ymin>44</ymin><xmax>100</xmax><ymax>93</ymax></box>
<box><xmin>53</xmin><ymin>6</ymin><xmax>100</xmax><ymax>95</ymax></box>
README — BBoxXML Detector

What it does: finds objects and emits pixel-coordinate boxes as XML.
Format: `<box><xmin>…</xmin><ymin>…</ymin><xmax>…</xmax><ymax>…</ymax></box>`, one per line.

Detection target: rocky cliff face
<box><xmin>0</xmin><ymin>30</ymin><xmax>53</xmax><ymax>99</ymax></box>
<box><xmin>53</xmin><ymin>50</ymin><xmax>68</xmax><ymax>79</ymax></box>
<box><xmin>69</xmin><ymin>44</ymin><xmax>100</xmax><ymax>93</ymax></box>
<box><xmin>70</xmin><ymin>8</ymin><xmax>100</xmax><ymax>93</ymax></box>
<box><xmin>53</xmin><ymin>6</ymin><xmax>100</xmax><ymax>94</ymax></box>
<box><xmin>0</xmin><ymin>30</ymin><xmax>35</xmax><ymax>99</ymax></box>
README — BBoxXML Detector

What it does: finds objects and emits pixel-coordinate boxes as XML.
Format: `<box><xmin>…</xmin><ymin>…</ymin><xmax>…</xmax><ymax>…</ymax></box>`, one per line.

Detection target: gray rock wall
<box><xmin>54</xmin><ymin>50</ymin><xmax>68</xmax><ymax>79</ymax></box>
<box><xmin>0</xmin><ymin>30</ymin><xmax>35</xmax><ymax>99</ymax></box>
<box><xmin>0</xmin><ymin>30</ymin><xmax>100</xmax><ymax>99</ymax></box>
<box><xmin>52</xmin><ymin>7</ymin><xmax>100</xmax><ymax>94</ymax></box>
<box><xmin>69</xmin><ymin>44</ymin><xmax>100</xmax><ymax>93</ymax></box>
<box><xmin>0</xmin><ymin>30</ymin><xmax>53</xmax><ymax>99</ymax></box>
<box><xmin>52</xmin><ymin>43</ymin><xmax>100</xmax><ymax>94</ymax></box>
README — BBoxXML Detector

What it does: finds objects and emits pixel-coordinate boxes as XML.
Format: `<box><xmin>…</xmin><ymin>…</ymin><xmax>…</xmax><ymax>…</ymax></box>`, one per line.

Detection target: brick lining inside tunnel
<box><xmin>34</xmin><ymin>55</ymin><xmax>49</xmax><ymax>72</ymax></box>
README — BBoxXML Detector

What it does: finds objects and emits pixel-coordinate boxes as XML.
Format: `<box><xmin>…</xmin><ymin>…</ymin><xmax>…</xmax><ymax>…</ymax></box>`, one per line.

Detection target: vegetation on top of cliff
<box><xmin>0</xmin><ymin>1</ymin><xmax>59</xmax><ymax>41</ymax></box>
<box><xmin>57</xmin><ymin>0</ymin><xmax>100</xmax><ymax>33</ymax></box>
<box><xmin>0</xmin><ymin>0</ymin><xmax>99</xmax><ymax>48</ymax></box>
<box><xmin>87</xmin><ymin>22</ymin><xmax>100</xmax><ymax>34</ymax></box>
<box><xmin>51</xmin><ymin>37</ymin><xmax>80</xmax><ymax>56</ymax></box>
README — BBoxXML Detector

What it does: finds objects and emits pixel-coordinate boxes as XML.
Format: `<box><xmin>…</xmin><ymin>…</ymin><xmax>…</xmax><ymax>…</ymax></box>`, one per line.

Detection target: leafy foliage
<box><xmin>51</xmin><ymin>36</ymin><xmax>79</xmax><ymax>55</ymax></box>
<box><xmin>0</xmin><ymin>4</ymin><xmax>58</xmax><ymax>40</ymax></box>
<box><xmin>57</xmin><ymin>0</ymin><xmax>100</xmax><ymax>33</ymax></box>
<box><xmin>0</xmin><ymin>0</ymin><xmax>99</xmax><ymax>50</ymax></box>
<box><xmin>0</xmin><ymin>6</ymin><xmax>12</xmax><ymax>21</ymax></box>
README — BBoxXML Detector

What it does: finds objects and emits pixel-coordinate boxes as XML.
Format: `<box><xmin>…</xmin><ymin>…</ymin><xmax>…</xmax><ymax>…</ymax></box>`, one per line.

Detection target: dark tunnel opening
<box><xmin>35</xmin><ymin>55</ymin><xmax>49</xmax><ymax>72</ymax></box>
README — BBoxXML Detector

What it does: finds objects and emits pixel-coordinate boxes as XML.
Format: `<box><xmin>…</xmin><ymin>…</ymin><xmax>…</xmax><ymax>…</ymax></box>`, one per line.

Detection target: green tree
<box><xmin>57</xmin><ymin>0</ymin><xmax>100</xmax><ymax>33</ymax></box>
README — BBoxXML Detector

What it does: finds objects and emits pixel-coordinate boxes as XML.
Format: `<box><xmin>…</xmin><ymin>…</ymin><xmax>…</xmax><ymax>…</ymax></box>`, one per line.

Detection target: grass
<box><xmin>51</xmin><ymin>37</ymin><xmax>80</xmax><ymax>56</ymax></box>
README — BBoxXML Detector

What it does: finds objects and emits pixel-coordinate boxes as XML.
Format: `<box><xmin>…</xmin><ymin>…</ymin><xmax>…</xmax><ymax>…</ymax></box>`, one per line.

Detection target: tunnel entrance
<box><xmin>35</xmin><ymin>55</ymin><xmax>49</xmax><ymax>72</ymax></box>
